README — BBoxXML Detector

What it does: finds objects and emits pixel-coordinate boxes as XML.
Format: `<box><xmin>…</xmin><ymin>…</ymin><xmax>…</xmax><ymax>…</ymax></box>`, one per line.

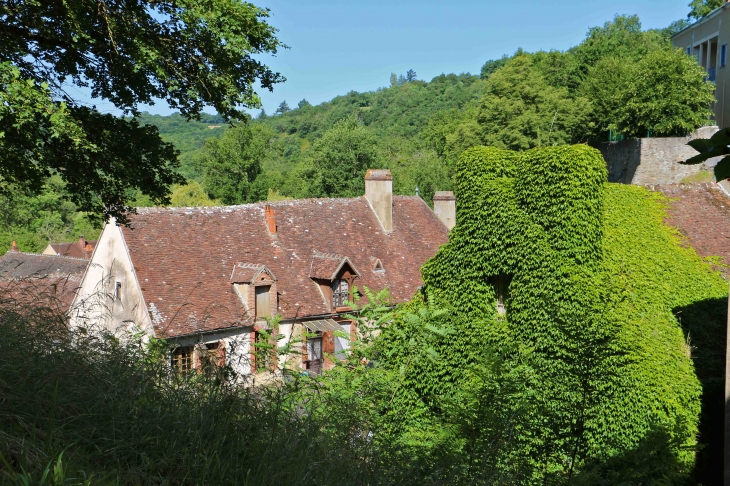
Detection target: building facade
<box><xmin>70</xmin><ymin>170</ymin><xmax>454</xmax><ymax>380</ymax></box>
<box><xmin>673</xmin><ymin>4</ymin><xmax>730</xmax><ymax>127</ymax></box>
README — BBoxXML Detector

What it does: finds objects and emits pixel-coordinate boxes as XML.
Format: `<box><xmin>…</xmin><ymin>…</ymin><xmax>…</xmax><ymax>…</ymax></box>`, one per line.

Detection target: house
<box><xmin>0</xmin><ymin>242</ymin><xmax>89</xmax><ymax>313</ymax></box>
<box><xmin>42</xmin><ymin>235</ymin><xmax>96</xmax><ymax>259</ymax></box>
<box><xmin>70</xmin><ymin>170</ymin><xmax>454</xmax><ymax>377</ymax></box>
<box><xmin>672</xmin><ymin>5</ymin><xmax>730</xmax><ymax>127</ymax></box>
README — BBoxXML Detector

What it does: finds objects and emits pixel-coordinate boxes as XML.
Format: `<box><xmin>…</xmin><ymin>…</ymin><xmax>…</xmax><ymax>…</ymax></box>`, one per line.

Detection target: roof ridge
<box><xmin>3</xmin><ymin>251</ymin><xmax>89</xmax><ymax>262</ymax></box>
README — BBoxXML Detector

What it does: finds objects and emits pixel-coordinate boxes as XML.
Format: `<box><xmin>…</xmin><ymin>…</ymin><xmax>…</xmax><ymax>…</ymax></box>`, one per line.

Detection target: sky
<box><xmin>96</xmin><ymin>0</ymin><xmax>692</xmax><ymax>117</ymax></box>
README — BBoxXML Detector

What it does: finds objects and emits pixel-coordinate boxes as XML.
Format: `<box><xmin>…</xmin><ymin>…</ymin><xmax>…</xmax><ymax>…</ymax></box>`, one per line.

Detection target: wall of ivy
<box><xmin>373</xmin><ymin>145</ymin><xmax>727</xmax><ymax>483</ymax></box>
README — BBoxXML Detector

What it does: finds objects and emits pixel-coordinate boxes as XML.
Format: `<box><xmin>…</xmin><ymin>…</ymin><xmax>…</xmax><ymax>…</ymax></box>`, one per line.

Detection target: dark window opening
<box><xmin>332</xmin><ymin>279</ymin><xmax>349</xmax><ymax>307</ymax></box>
<box><xmin>114</xmin><ymin>281</ymin><xmax>122</xmax><ymax>301</ymax></box>
<box><xmin>489</xmin><ymin>274</ymin><xmax>512</xmax><ymax>317</ymax></box>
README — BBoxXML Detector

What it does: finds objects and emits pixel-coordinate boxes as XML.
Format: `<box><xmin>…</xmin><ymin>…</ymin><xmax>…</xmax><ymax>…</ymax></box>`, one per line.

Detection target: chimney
<box><xmin>10</xmin><ymin>241</ymin><xmax>18</xmax><ymax>252</ymax></box>
<box><xmin>364</xmin><ymin>169</ymin><xmax>393</xmax><ymax>233</ymax></box>
<box><xmin>84</xmin><ymin>243</ymin><xmax>93</xmax><ymax>259</ymax></box>
<box><xmin>433</xmin><ymin>191</ymin><xmax>456</xmax><ymax>230</ymax></box>
<box><xmin>78</xmin><ymin>235</ymin><xmax>86</xmax><ymax>251</ymax></box>
<box><xmin>265</xmin><ymin>204</ymin><xmax>277</xmax><ymax>235</ymax></box>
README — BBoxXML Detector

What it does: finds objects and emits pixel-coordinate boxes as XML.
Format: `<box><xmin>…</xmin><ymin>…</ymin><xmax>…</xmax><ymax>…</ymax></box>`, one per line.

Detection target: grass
<box><xmin>680</xmin><ymin>170</ymin><xmax>714</xmax><ymax>183</ymax></box>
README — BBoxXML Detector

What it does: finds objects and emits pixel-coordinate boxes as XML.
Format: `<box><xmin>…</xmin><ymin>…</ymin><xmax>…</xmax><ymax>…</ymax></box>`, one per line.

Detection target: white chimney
<box><xmin>433</xmin><ymin>191</ymin><xmax>456</xmax><ymax>230</ymax></box>
<box><xmin>364</xmin><ymin>169</ymin><xmax>393</xmax><ymax>233</ymax></box>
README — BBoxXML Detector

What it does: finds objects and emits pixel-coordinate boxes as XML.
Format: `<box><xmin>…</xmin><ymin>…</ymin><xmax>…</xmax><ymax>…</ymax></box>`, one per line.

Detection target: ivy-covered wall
<box><xmin>400</xmin><ymin>144</ymin><xmax>728</xmax><ymax>482</ymax></box>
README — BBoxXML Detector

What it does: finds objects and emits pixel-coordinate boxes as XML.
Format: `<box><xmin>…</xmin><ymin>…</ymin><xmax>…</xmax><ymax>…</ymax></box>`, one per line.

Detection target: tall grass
<box><xmin>0</xmin><ymin>288</ymin><xmax>387</xmax><ymax>485</ymax></box>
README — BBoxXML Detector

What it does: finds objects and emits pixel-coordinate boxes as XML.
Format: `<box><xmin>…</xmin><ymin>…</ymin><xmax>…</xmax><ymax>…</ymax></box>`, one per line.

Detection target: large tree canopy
<box><xmin>0</xmin><ymin>0</ymin><xmax>284</xmax><ymax>223</ymax></box>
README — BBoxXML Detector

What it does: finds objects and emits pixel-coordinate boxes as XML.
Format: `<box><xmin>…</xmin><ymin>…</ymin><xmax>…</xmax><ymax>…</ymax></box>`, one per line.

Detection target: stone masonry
<box><xmin>597</xmin><ymin>126</ymin><xmax>721</xmax><ymax>185</ymax></box>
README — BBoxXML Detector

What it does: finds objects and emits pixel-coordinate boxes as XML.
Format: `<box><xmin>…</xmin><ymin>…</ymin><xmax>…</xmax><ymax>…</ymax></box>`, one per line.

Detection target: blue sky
<box><xmin>115</xmin><ymin>0</ymin><xmax>692</xmax><ymax>116</ymax></box>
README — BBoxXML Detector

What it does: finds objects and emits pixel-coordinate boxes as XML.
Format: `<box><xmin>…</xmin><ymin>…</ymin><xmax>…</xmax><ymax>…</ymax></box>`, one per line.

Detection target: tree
<box><xmin>275</xmin><ymin>100</ymin><xmax>291</xmax><ymax>115</ymax></box>
<box><xmin>297</xmin><ymin>99</ymin><xmax>311</xmax><ymax>109</ymax></box>
<box><xmin>397</xmin><ymin>74</ymin><xmax>407</xmax><ymax>86</ymax></box>
<box><xmin>688</xmin><ymin>0</ymin><xmax>723</xmax><ymax>20</ymax></box>
<box><xmin>194</xmin><ymin>123</ymin><xmax>274</xmax><ymax>205</ymax></box>
<box><xmin>309</xmin><ymin>117</ymin><xmax>379</xmax><ymax>198</ymax></box>
<box><xmin>476</xmin><ymin>54</ymin><xmax>593</xmax><ymax>150</ymax></box>
<box><xmin>406</xmin><ymin>69</ymin><xmax>417</xmax><ymax>82</ymax></box>
<box><xmin>615</xmin><ymin>47</ymin><xmax>714</xmax><ymax>137</ymax></box>
<box><xmin>479</xmin><ymin>55</ymin><xmax>510</xmax><ymax>79</ymax></box>
<box><xmin>258</xmin><ymin>109</ymin><xmax>268</xmax><ymax>120</ymax></box>
<box><xmin>390</xmin><ymin>73</ymin><xmax>398</xmax><ymax>87</ymax></box>
<box><xmin>0</xmin><ymin>0</ymin><xmax>284</xmax><ymax>224</ymax></box>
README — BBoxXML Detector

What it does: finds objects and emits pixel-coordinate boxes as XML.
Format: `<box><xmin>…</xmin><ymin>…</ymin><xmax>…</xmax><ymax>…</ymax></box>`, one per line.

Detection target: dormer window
<box><xmin>332</xmin><ymin>279</ymin><xmax>349</xmax><ymax>307</ymax></box>
<box><xmin>309</xmin><ymin>251</ymin><xmax>361</xmax><ymax>311</ymax></box>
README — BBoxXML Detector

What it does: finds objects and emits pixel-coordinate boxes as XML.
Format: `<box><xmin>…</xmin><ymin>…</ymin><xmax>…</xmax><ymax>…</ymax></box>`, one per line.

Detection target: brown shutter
<box><xmin>255</xmin><ymin>285</ymin><xmax>270</xmax><ymax>318</ymax></box>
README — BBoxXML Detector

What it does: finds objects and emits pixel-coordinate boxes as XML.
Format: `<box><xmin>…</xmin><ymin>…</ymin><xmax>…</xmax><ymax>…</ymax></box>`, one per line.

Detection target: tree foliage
<box><xmin>476</xmin><ymin>55</ymin><xmax>593</xmax><ymax>150</ymax></box>
<box><xmin>0</xmin><ymin>0</ymin><xmax>284</xmax><ymax>223</ymax></box>
<box><xmin>688</xmin><ymin>0</ymin><xmax>724</xmax><ymax>20</ymax></box>
<box><xmin>309</xmin><ymin>117</ymin><xmax>379</xmax><ymax>198</ymax></box>
<box><xmin>194</xmin><ymin>123</ymin><xmax>274</xmax><ymax>205</ymax></box>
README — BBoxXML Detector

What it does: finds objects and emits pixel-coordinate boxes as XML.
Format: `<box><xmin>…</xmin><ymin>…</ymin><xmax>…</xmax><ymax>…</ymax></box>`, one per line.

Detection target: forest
<box><xmin>0</xmin><ymin>15</ymin><xmax>711</xmax><ymax>252</ymax></box>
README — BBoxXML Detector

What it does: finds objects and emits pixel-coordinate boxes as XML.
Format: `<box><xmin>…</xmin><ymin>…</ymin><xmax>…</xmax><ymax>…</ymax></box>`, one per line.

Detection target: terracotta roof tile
<box><xmin>50</xmin><ymin>240</ymin><xmax>96</xmax><ymax>259</ymax></box>
<box><xmin>0</xmin><ymin>252</ymin><xmax>88</xmax><ymax>309</ymax></box>
<box><xmin>309</xmin><ymin>251</ymin><xmax>360</xmax><ymax>280</ymax></box>
<box><xmin>122</xmin><ymin>196</ymin><xmax>449</xmax><ymax>338</ymax></box>
<box><xmin>648</xmin><ymin>183</ymin><xmax>730</xmax><ymax>276</ymax></box>
<box><xmin>229</xmin><ymin>263</ymin><xmax>275</xmax><ymax>283</ymax></box>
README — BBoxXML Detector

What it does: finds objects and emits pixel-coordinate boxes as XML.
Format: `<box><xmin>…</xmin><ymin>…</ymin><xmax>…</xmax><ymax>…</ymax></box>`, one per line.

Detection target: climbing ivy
<box><xmin>370</xmin><ymin>144</ymin><xmax>725</xmax><ymax>482</ymax></box>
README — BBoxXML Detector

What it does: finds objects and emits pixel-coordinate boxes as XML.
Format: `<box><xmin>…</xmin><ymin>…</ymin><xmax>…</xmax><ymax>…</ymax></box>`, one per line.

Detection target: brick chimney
<box><xmin>10</xmin><ymin>241</ymin><xmax>18</xmax><ymax>252</ymax></box>
<box><xmin>78</xmin><ymin>235</ymin><xmax>86</xmax><ymax>251</ymax></box>
<box><xmin>84</xmin><ymin>243</ymin><xmax>93</xmax><ymax>259</ymax></box>
<box><xmin>433</xmin><ymin>191</ymin><xmax>456</xmax><ymax>230</ymax></box>
<box><xmin>265</xmin><ymin>204</ymin><xmax>277</xmax><ymax>235</ymax></box>
<box><xmin>364</xmin><ymin>169</ymin><xmax>393</xmax><ymax>233</ymax></box>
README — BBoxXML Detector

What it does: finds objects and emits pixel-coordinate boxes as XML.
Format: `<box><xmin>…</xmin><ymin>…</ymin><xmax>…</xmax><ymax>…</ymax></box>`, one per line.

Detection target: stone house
<box><xmin>0</xmin><ymin>243</ymin><xmax>89</xmax><ymax>312</ymax></box>
<box><xmin>70</xmin><ymin>170</ymin><xmax>454</xmax><ymax>378</ymax></box>
<box><xmin>42</xmin><ymin>235</ymin><xmax>96</xmax><ymax>259</ymax></box>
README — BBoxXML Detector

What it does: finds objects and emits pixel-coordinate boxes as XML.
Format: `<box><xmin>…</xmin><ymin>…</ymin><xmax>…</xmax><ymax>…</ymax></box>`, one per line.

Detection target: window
<box><xmin>332</xmin><ymin>279</ymin><xmax>349</xmax><ymax>307</ymax></box>
<box><xmin>334</xmin><ymin>323</ymin><xmax>351</xmax><ymax>360</ymax></box>
<box><xmin>489</xmin><ymin>274</ymin><xmax>512</xmax><ymax>317</ymax></box>
<box><xmin>114</xmin><ymin>281</ymin><xmax>122</xmax><ymax>301</ymax></box>
<box><xmin>722</xmin><ymin>43</ymin><xmax>727</xmax><ymax>67</ymax></box>
<box><xmin>687</xmin><ymin>46</ymin><xmax>692</xmax><ymax>56</ymax></box>
<box><xmin>200</xmin><ymin>343</ymin><xmax>222</xmax><ymax>374</ymax></box>
<box><xmin>255</xmin><ymin>285</ymin><xmax>271</xmax><ymax>318</ymax></box>
<box><xmin>172</xmin><ymin>346</ymin><xmax>194</xmax><ymax>373</ymax></box>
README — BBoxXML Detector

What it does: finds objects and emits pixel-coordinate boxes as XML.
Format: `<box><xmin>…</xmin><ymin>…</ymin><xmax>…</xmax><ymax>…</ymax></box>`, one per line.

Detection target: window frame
<box><xmin>722</xmin><ymin>43</ymin><xmax>727</xmax><ymax>68</ymax></box>
<box><xmin>332</xmin><ymin>278</ymin><xmax>349</xmax><ymax>307</ymax></box>
<box><xmin>171</xmin><ymin>346</ymin><xmax>194</xmax><ymax>373</ymax></box>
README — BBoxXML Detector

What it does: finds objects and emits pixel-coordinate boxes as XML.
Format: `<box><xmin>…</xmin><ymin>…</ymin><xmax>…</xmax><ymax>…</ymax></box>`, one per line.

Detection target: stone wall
<box><xmin>597</xmin><ymin>126</ymin><xmax>720</xmax><ymax>185</ymax></box>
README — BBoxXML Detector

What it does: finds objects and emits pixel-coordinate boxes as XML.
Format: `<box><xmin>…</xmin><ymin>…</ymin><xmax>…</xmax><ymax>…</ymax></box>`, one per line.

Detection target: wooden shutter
<box><xmin>255</xmin><ymin>285</ymin><xmax>270</xmax><ymax>318</ymax></box>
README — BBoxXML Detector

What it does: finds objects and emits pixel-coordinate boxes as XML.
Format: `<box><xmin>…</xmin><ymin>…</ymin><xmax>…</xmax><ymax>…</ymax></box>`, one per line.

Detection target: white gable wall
<box><xmin>70</xmin><ymin>221</ymin><xmax>154</xmax><ymax>339</ymax></box>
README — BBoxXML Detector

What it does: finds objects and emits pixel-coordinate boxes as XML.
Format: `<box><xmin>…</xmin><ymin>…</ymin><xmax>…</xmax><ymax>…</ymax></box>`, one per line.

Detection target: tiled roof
<box><xmin>50</xmin><ymin>240</ymin><xmax>96</xmax><ymax>259</ymax></box>
<box><xmin>122</xmin><ymin>196</ymin><xmax>449</xmax><ymax>338</ymax></box>
<box><xmin>0</xmin><ymin>252</ymin><xmax>88</xmax><ymax>309</ymax></box>
<box><xmin>309</xmin><ymin>251</ymin><xmax>360</xmax><ymax>280</ymax></box>
<box><xmin>648</xmin><ymin>183</ymin><xmax>730</xmax><ymax>275</ymax></box>
<box><xmin>229</xmin><ymin>263</ymin><xmax>275</xmax><ymax>283</ymax></box>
